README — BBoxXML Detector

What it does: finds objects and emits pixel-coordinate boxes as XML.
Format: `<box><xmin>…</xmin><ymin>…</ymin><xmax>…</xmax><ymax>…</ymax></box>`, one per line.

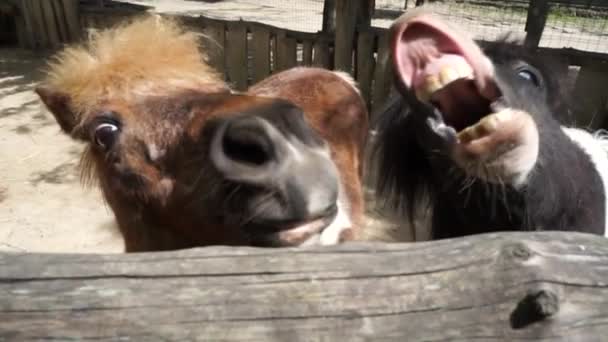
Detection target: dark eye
<box><xmin>517</xmin><ymin>68</ymin><xmax>541</xmax><ymax>87</ymax></box>
<box><xmin>94</xmin><ymin>122</ymin><xmax>120</xmax><ymax>149</ymax></box>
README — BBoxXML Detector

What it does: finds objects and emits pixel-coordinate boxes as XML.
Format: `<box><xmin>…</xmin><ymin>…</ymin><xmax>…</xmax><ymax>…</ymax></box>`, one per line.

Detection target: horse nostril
<box><xmin>221</xmin><ymin>119</ymin><xmax>275</xmax><ymax>167</ymax></box>
<box><xmin>210</xmin><ymin>116</ymin><xmax>285</xmax><ymax>185</ymax></box>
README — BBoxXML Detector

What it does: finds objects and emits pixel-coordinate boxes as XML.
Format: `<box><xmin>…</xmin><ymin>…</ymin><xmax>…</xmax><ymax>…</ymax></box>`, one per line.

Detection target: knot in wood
<box><xmin>510</xmin><ymin>289</ymin><xmax>560</xmax><ymax>329</ymax></box>
<box><xmin>503</xmin><ymin>242</ymin><xmax>532</xmax><ymax>262</ymax></box>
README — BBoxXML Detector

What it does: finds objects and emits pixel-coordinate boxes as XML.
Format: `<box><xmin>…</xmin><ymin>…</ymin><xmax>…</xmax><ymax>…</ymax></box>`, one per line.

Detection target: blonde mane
<box><xmin>42</xmin><ymin>15</ymin><xmax>226</xmax><ymax>114</ymax></box>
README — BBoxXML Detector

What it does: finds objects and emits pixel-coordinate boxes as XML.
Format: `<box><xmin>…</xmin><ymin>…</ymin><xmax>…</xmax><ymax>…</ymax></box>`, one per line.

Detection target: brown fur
<box><xmin>36</xmin><ymin>15</ymin><xmax>368</xmax><ymax>251</ymax></box>
<box><xmin>249</xmin><ymin>68</ymin><xmax>368</xmax><ymax>236</ymax></box>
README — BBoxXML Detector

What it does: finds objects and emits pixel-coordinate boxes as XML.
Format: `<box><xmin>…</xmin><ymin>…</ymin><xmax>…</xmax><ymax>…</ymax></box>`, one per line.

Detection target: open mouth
<box><xmin>392</xmin><ymin>10</ymin><xmax>502</xmax><ymax>136</ymax></box>
<box><xmin>247</xmin><ymin>205</ymin><xmax>338</xmax><ymax>246</ymax></box>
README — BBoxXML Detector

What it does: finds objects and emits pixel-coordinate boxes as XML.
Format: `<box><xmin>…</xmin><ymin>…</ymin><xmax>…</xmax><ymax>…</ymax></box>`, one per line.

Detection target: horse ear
<box><xmin>35</xmin><ymin>86</ymin><xmax>80</xmax><ymax>136</ymax></box>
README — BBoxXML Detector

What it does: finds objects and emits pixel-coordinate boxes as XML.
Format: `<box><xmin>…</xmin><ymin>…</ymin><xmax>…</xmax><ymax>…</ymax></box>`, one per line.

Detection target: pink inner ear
<box><xmin>390</xmin><ymin>14</ymin><xmax>498</xmax><ymax>100</ymax></box>
<box><xmin>393</xmin><ymin>22</ymin><xmax>465</xmax><ymax>89</ymax></box>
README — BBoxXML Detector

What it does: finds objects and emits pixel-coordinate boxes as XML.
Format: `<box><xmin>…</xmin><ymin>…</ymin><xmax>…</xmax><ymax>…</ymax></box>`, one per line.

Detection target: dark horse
<box><xmin>372</xmin><ymin>9</ymin><xmax>608</xmax><ymax>240</ymax></box>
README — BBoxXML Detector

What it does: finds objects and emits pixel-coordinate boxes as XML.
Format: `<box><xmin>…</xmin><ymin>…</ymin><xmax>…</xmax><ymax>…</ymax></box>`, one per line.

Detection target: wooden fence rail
<box><xmin>2</xmin><ymin>231</ymin><xmax>608</xmax><ymax>340</ymax></box>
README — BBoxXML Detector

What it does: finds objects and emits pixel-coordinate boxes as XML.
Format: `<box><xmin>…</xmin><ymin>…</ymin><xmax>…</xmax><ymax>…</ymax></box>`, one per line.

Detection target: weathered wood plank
<box><xmin>50</xmin><ymin>0</ymin><xmax>69</xmax><ymax>43</ymax></box>
<box><xmin>225</xmin><ymin>22</ymin><xmax>248</xmax><ymax>90</ymax></box>
<box><xmin>302</xmin><ymin>40</ymin><xmax>313</xmax><ymax>66</ymax></box>
<box><xmin>275</xmin><ymin>33</ymin><xmax>297</xmax><ymax>72</ymax></box>
<box><xmin>372</xmin><ymin>33</ymin><xmax>392</xmax><ymax>114</ymax></box>
<box><xmin>21</xmin><ymin>0</ymin><xmax>47</xmax><ymax>49</ymax></box>
<box><xmin>322</xmin><ymin>0</ymin><xmax>336</xmax><ymax>33</ymax></box>
<box><xmin>202</xmin><ymin>21</ymin><xmax>226</xmax><ymax>77</ymax></box>
<box><xmin>334</xmin><ymin>0</ymin><xmax>361</xmax><ymax>73</ymax></box>
<box><xmin>60</xmin><ymin>0</ymin><xmax>83</xmax><ymax>41</ymax></box>
<box><xmin>39</xmin><ymin>0</ymin><xmax>62</xmax><ymax>48</ymax></box>
<box><xmin>13</xmin><ymin>11</ymin><xmax>30</xmax><ymax>49</ymax></box>
<box><xmin>1</xmin><ymin>232</ymin><xmax>608</xmax><ymax>340</ymax></box>
<box><xmin>198</xmin><ymin>15</ymin><xmax>318</xmax><ymax>44</ymax></box>
<box><xmin>356</xmin><ymin>30</ymin><xmax>376</xmax><ymax>108</ymax></box>
<box><xmin>572</xmin><ymin>60</ymin><xmax>608</xmax><ymax>129</ymax></box>
<box><xmin>524</xmin><ymin>0</ymin><xmax>550</xmax><ymax>48</ymax></box>
<box><xmin>312</xmin><ymin>37</ymin><xmax>331</xmax><ymax>69</ymax></box>
<box><xmin>251</xmin><ymin>26</ymin><xmax>271</xmax><ymax>83</ymax></box>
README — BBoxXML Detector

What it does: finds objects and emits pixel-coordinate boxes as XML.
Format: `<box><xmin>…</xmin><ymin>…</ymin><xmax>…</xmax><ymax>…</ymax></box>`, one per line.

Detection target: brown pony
<box><xmin>35</xmin><ymin>16</ymin><xmax>368</xmax><ymax>252</ymax></box>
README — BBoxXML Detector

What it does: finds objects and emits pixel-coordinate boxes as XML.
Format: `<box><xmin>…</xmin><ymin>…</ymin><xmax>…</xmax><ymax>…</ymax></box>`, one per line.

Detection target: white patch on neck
<box><xmin>561</xmin><ymin>127</ymin><xmax>608</xmax><ymax>237</ymax></box>
<box><xmin>319</xmin><ymin>187</ymin><xmax>352</xmax><ymax>245</ymax></box>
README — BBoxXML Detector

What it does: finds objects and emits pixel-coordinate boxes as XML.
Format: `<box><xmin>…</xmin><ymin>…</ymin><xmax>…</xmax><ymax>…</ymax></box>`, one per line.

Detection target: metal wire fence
<box><xmin>120</xmin><ymin>0</ymin><xmax>608</xmax><ymax>52</ymax></box>
<box><xmin>374</xmin><ymin>0</ymin><xmax>608</xmax><ymax>53</ymax></box>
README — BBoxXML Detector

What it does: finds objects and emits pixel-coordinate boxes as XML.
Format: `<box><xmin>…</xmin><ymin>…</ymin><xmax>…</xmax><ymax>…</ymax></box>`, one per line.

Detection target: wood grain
<box><xmin>2</xmin><ymin>232</ymin><xmax>608</xmax><ymax>341</ymax></box>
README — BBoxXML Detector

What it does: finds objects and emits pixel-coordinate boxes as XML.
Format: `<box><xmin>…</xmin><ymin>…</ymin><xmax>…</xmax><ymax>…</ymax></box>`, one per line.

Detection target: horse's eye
<box><xmin>94</xmin><ymin>122</ymin><xmax>120</xmax><ymax>149</ymax></box>
<box><xmin>517</xmin><ymin>68</ymin><xmax>541</xmax><ymax>87</ymax></box>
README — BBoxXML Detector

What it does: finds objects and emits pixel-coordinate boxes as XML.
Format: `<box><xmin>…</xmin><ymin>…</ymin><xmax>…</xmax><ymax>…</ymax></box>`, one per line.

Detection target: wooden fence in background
<box><xmin>5</xmin><ymin>0</ymin><xmax>608</xmax><ymax>125</ymax></box>
<box><xmin>78</xmin><ymin>6</ymin><xmax>396</xmax><ymax>115</ymax></box>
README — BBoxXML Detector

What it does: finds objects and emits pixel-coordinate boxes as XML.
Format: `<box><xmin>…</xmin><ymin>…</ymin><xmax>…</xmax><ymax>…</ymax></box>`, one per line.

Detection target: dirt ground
<box><xmin>0</xmin><ymin>49</ymin><xmax>123</xmax><ymax>253</ymax></box>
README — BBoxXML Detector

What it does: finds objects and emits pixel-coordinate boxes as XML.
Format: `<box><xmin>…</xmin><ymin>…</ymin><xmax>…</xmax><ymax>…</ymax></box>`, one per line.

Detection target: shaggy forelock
<box><xmin>42</xmin><ymin>15</ymin><xmax>226</xmax><ymax>115</ymax></box>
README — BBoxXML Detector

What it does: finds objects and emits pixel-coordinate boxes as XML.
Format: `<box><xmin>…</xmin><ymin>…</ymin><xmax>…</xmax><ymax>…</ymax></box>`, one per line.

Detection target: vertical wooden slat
<box><xmin>60</xmin><ymin>0</ymin><xmax>81</xmax><ymax>41</ymax></box>
<box><xmin>274</xmin><ymin>30</ymin><xmax>297</xmax><ymax>72</ymax></box>
<box><xmin>203</xmin><ymin>21</ymin><xmax>226</xmax><ymax>77</ymax></box>
<box><xmin>572</xmin><ymin>61</ymin><xmax>608</xmax><ymax>130</ymax></box>
<box><xmin>225</xmin><ymin>22</ymin><xmax>248</xmax><ymax>90</ymax></box>
<box><xmin>15</xmin><ymin>15</ymin><xmax>26</xmax><ymax>48</ymax></box>
<box><xmin>313</xmin><ymin>38</ymin><xmax>330</xmax><ymax>69</ymax></box>
<box><xmin>334</xmin><ymin>0</ymin><xmax>360</xmax><ymax>74</ymax></box>
<box><xmin>322</xmin><ymin>0</ymin><xmax>337</xmax><ymax>33</ymax></box>
<box><xmin>302</xmin><ymin>40</ymin><xmax>313</xmax><ymax>66</ymax></box>
<box><xmin>19</xmin><ymin>0</ymin><xmax>37</xmax><ymax>48</ymax></box>
<box><xmin>372</xmin><ymin>33</ymin><xmax>392</xmax><ymax>114</ymax></box>
<box><xmin>356</xmin><ymin>30</ymin><xmax>375</xmax><ymax>108</ymax></box>
<box><xmin>524</xmin><ymin>0</ymin><xmax>550</xmax><ymax>48</ymax></box>
<box><xmin>79</xmin><ymin>13</ymin><xmax>86</xmax><ymax>32</ymax></box>
<box><xmin>22</xmin><ymin>0</ymin><xmax>46</xmax><ymax>49</ymax></box>
<box><xmin>51</xmin><ymin>0</ymin><xmax>69</xmax><ymax>43</ymax></box>
<box><xmin>40</xmin><ymin>0</ymin><xmax>61</xmax><ymax>48</ymax></box>
<box><xmin>251</xmin><ymin>26</ymin><xmax>271</xmax><ymax>83</ymax></box>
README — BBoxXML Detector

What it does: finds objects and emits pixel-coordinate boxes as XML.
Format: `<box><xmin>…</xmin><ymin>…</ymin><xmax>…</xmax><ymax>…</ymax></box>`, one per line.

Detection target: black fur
<box><xmin>372</xmin><ymin>39</ymin><xmax>606</xmax><ymax>239</ymax></box>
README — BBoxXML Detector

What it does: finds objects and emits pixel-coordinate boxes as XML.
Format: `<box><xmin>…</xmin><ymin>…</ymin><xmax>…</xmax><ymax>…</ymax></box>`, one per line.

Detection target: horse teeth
<box><xmin>417</xmin><ymin>66</ymin><xmax>473</xmax><ymax>103</ymax></box>
<box><xmin>456</xmin><ymin>63</ymin><xmax>474</xmax><ymax>79</ymax></box>
<box><xmin>425</xmin><ymin>74</ymin><xmax>442</xmax><ymax>94</ymax></box>
<box><xmin>457</xmin><ymin>114</ymin><xmax>500</xmax><ymax>143</ymax></box>
<box><xmin>493</xmin><ymin>108</ymin><xmax>514</xmax><ymax>122</ymax></box>
<box><xmin>478</xmin><ymin>114</ymin><xmax>500</xmax><ymax>133</ymax></box>
<box><xmin>416</xmin><ymin>88</ymin><xmax>431</xmax><ymax>102</ymax></box>
<box><xmin>416</xmin><ymin>74</ymin><xmax>441</xmax><ymax>102</ymax></box>
<box><xmin>439</xmin><ymin>67</ymin><xmax>460</xmax><ymax>86</ymax></box>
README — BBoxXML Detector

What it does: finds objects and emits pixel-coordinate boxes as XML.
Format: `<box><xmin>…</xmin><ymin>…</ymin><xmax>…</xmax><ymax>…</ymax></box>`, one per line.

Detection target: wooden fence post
<box><xmin>322</xmin><ymin>0</ymin><xmax>336</xmax><ymax>33</ymax></box>
<box><xmin>572</xmin><ymin>60</ymin><xmax>608</xmax><ymax>130</ymax></box>
<box><xmin>524</xmin><ymin>0</ymin><xmax>550</xmax><ymax>48</ymax></box>
<box><xmin>334</xmin><ymin>0</ymin><xmax>374</xmax><ymax>75</ymax></box>
<box><xmin>11</xmin><ymin>0</ymin><xmax>81</xmax><ymax>49</ymax></box>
